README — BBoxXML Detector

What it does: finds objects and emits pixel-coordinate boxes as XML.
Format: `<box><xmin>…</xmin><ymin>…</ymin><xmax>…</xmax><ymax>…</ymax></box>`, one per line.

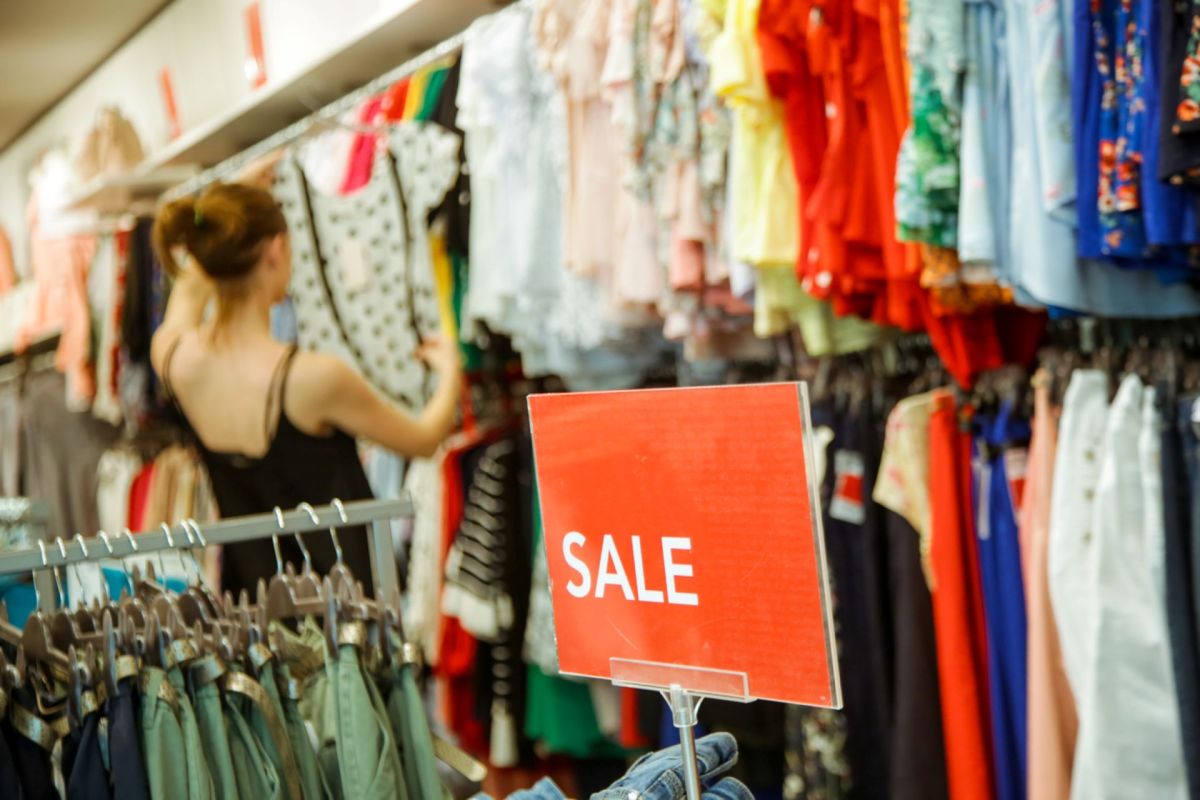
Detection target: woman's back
<box><xmin>161</xmin><ymin>331</ymin><xmax>375</xmax><ymax>593</ymax></box>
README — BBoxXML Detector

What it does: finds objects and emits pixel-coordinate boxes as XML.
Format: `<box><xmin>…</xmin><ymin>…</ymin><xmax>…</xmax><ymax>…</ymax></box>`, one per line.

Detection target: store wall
<box><xmin>0</xmin><ymin>0</ymin><xmax>396</xmax><ymax>271</ymax></box>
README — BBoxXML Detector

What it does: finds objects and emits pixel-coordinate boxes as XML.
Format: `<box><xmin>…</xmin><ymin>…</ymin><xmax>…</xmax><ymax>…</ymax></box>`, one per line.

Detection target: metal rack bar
<box><xmin>163</xmin><ymin>0</ymin><xmax>529</xmax><ymax>202</ymax></box>
<box><xmin>0</xmin><ymin>497</ymin><xmax>411</xmax><ymax>601</ymax></box>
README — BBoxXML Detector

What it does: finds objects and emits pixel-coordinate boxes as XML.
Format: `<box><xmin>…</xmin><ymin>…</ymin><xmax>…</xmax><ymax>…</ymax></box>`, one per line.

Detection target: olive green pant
<box><xmin>188</xmin><ymin>654</ymin><xmax>281</xmax><ymax>800</ymax></box>
<box><xmin>386</xmin><ymin>654</ymin><xmax>445</xmax><ymax>800</ymax></box>
<box><xmin>300</xmin><ymin>639</ymin><xmax>407</xmax><ymax>800</ymax></box>
<box><xmin>166</xmin><ymin>666</ymin><xmax>216</xmax><ymax>800</ymax></box>
<box><xmin>139</xmin><ymin>667</ymin><xmax>205</xmax><ymax>800</ymax></box>
<box><xmin>190</xmin><ymin>674</ymin><xmax>242</xmax><ymax>800</ymax></box>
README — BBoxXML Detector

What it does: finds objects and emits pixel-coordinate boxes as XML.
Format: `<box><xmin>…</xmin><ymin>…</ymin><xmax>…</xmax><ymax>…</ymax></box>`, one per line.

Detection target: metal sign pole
<box><xmin>664</xmin><ymin>684</ymin><xmax>704</xmax><ymax>800</ymax></box>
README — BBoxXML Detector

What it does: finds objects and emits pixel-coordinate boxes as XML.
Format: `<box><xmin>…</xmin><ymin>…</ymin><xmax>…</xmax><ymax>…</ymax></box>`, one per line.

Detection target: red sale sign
<box><xmin>529</xmin><ymin>383</ymin><xmax>841</xmax><ymax>707</ymax></box>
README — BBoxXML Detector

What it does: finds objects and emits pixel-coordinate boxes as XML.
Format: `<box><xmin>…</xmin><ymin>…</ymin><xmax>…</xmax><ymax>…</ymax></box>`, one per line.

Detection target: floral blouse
<box><xmin>895</xmin><ymin>60</ymin><xmax>961</xmax><ymax>248</ymax></box>
<box><xmin>895</xmin><ymin>0</ymin><xmax>963</xmax><ymax>249</ymax></box>
<box><xmin>1094</xmin><ymin>0</ymin><xmax>1152</xmax><ymax>256</ymax></box>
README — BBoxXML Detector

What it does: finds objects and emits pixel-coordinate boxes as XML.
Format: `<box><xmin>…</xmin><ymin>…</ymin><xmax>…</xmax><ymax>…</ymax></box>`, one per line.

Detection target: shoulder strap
<box><xmin>264</xmin><ymin>346</ymin><xmax>299</xmax><ymax>442</ymax></box>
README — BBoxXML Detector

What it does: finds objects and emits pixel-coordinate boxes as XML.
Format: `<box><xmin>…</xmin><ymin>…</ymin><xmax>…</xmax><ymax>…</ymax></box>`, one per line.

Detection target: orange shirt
<box><xmin>758</xmin><ymin>0</ymin><xmax>889</xmax><ymax>321</ymax></box>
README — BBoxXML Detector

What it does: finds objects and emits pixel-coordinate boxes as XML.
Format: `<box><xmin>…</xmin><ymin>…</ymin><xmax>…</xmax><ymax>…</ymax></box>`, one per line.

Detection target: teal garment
<box><xmin>275</xmin><ymin>662</ymin><xmax>330</xmax><ymax>800</ymax></box>
<box><xmin>330</xmin><ymin>635</ymin><xmax>406</xmax><ymax>800</ymax></box>
<box><xmin>138</xmin><ymin>667</ymin><xmax>191</xmax><ymax>800</ymax></box>
<box><xmin>228</xmin><ymin>666</ymin><xmax>304</xmax><ymax>800</ymax></box>
<box><xmin>284</xmin><ymin>620</ymin><xmax>346</xmax><ymax>797</ymax></box>
<box><xmin>166</xmin><ymin>666</ymin><xmax>217</xmax><ymax>799</ymax></box>
<box><xmin>224</xmin><ymin>691</ymin><xmax>283</xmax><ymax>800</ymax></box>
<box><xmin>385</xmin><ymin>644</ymin><xmax>445</xmax><ymax>800</ymax></box>
<box><xmin>190</xmin><ymin>674</ymin><xmax>242</xmax><ymax>800</ymax></box>
<box><xmin>525</xmin><ymin>666</ymin><xmax>628</xmax><ymax>759</ymax></box>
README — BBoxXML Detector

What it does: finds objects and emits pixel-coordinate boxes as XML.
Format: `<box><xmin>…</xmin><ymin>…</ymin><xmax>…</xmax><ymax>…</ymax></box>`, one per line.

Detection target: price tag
<box><xmin>339</xmin><ymin>238</ymin><xmax>371</xmax><ymax>291</ymax></box>
<box><xmin>529</xmin><ymin>383</ymin><xmax>840</xmax><ymax>707</ymax></box>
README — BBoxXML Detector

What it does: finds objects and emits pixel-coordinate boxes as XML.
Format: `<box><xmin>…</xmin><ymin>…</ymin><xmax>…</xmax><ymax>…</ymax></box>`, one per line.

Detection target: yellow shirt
<box><xmin>707</xmin><ymin>0</ymin><xmax>797</xmax><ymax>267</ymax></box>
<box><xmin>429</xmin><ymin>232</ymin><xmax>456</xmax><ymax>341</ymax></box>
<box><xmin>704</xmin><ymin>0</ymin><xmax>887</xmax><ymax>353</ymax></box>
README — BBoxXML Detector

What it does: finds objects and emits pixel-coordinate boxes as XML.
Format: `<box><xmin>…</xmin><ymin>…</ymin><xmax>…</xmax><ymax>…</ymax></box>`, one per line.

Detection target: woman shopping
<box><xmin>151</xmin><ymin>181</ymin><xmax>462</xmax><ymax>595</ymax></box>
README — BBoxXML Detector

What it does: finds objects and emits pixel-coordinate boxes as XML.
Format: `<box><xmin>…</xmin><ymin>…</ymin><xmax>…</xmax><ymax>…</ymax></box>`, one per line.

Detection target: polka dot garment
<box><xmin>273</xmin><ymin>121</ymin><xmax>461</xmax><ymax>411</ymax></box>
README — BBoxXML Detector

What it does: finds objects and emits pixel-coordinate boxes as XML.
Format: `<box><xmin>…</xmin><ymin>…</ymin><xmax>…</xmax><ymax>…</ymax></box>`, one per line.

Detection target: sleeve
<box><xmin>708</xmin><ymin>0</ymin><xmax>753</xmax><ymax>100</ymax></box>
<box><xmin>1029</xmin><ymin>0</ymin><xmax>1078</xmax><ymax>212</ymax></box>
<box><xmin>755</xmin><ymin>0</ymin><xmax>800</xmax><ymax>100</ymax></box>
<box><xmin>391</xmin><ymin>124</ymin><xmax>462</xmax><ymax>219</ymax></box>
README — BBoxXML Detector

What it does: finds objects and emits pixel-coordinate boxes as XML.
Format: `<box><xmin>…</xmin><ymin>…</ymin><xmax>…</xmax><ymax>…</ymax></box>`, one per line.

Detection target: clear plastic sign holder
<box><xmin>610</xmin><ymin>659</ymin><xmax>753</xmax><ymax>800</ymax></box>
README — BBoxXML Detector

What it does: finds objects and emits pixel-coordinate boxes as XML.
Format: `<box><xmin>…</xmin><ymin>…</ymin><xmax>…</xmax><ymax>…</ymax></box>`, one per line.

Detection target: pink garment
<box><xmin>16</xmin><ymin>197</ymin><xmax>97</xmax><ymax>405</ymax></box>
<box><xmin>0</xmin><ymin>226</ymin><xmax>15</xmax><ymax>294</ymax></box>
<box><xmin>535</xmin><ymin>0</ymin><xmax>662</xmax><ymax>307</ymax></box>
<box><xmin>534</xmin><ymin>0</ymin><xmax>620</xmax><ymax>278</ymax></box>
<box><xmin>1020</xmin><ymin>374</ymin><xmax>1078</xmax><ymax>800</ymax></box>
<box><xmin>664</xmin><ymin>158</ymin><xmax>720</xmax><ymax>291</ymax></box>
<box><xmin>340</xmin><ymin>96</ymin><xmax>385</xmax><ymax>194</ymax></box>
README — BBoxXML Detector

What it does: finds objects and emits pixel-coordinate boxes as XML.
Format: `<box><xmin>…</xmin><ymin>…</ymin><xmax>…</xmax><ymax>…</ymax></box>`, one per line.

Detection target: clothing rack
<box><xmin>163</xmin><ymin>0</ymin><xmax>528</xmax><ymax>202</ymax></box>
<box><xmin>0</xmin><ymin>497</ymin><xmax>411</xmax><ymax>603</ymax></box>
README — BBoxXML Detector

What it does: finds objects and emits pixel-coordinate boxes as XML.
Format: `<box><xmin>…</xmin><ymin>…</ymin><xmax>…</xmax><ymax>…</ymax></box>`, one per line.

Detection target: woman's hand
<box><xmin>416</xmin><ymin>335</ymin><xmax>461</xmax><ymax>377</ymax></box>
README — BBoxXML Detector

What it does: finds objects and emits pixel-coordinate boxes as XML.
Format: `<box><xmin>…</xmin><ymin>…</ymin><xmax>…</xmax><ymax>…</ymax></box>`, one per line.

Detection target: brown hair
<box><xmin>152</xmin><ymin>182</ymin><xmax>287</xmax><ymax>280</ymax></box>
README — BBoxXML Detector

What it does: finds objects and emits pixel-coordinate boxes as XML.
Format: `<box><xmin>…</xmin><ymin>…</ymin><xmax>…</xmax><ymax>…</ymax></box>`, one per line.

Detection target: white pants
<box><xmin>1058</xmin><ymin>374</ymin><xmax>1186</xmax><ymax>800</ymax></box>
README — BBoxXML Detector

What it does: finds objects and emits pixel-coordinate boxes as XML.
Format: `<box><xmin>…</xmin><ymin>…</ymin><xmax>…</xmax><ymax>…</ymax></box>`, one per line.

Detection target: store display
<box><xmin>5</xmin><ymin>0</ymin><xmax>1200</xmax><ymax>796</ymax></box>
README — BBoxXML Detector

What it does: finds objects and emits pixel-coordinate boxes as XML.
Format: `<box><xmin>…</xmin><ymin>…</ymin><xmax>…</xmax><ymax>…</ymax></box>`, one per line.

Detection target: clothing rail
<box><xmin>162</xmin><ymin>0</ymin><xmax>528</xmax><ymax>202</ymax></box>
<box><xmin>0</xmin><ymin>497</ymin><xmax>411</xmax><ymax>603</ymax></box>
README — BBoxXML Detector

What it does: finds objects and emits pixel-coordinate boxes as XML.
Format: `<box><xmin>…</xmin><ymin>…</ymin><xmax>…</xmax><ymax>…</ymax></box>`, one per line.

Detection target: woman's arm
<box><xmin>308</xmin><ymin>336</ymin><xmax>463</xmax><ymax>458</ymax></box>
<box><xmin>149</xmin><ymin>258</ymin><xmax>213</xmax><ymax>374</ymax></box>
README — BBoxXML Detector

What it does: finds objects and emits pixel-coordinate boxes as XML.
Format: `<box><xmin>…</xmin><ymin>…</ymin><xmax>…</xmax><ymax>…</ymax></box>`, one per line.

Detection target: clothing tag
<box><xmin>829</xmin><ymin>450</ymin><xmax>866</xmax><ymax>525</ymax></box>
<box><xmin>1004</xmin><ymin>448</ymin><xmax>1028</xmax><ymax>513</ymax></box>
<box><xmin>339</xmin><ymin>238</ymin><xmax>371</xmax><ymax>290</ymax></box>
<box><xmin>812</xmin><ymin>426</ymin><xmax>835</xmax><ymax>484</ymax></box>
<box><xmin>976</xmin><ymin>460</ymin><xmax>992</xmax><ymax>540</ymax></box>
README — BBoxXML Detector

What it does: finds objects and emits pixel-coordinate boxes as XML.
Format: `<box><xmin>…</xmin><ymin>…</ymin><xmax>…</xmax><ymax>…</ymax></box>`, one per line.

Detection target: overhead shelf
<box><xmin>141</xmin><ymin>0</ymin><xmax>499</xmax><ymax>173</ymax></box>
<box><xmin>64</xmin><ymin>165</ymin><xmax>199</xmax><ymax>212</ymax></box>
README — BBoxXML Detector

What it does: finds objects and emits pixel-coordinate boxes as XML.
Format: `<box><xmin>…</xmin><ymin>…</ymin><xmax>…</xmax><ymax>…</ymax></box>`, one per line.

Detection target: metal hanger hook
<box><xmin>97</xmin><ymin>530</ymin><xmax>114</xmax><ymax>556</ymax></box>
<box><xmin>53</xmin><ymin>537</ymin><xmax>68</xmax><ymax>608</ymax></box>
<box><xmin>182</xmin><ymin>519</ymin><xmax>207</xmax><ymax>586</ymax></box>
<box><xmin>174</xmin><ymin>522</ymin><xmax>193</xmax><ymax>580</ymax></box>
<box><xmin>293</xmin><ymin>503</ymin><xmax>318</xmax><ymax>573</ymax></box>
<box><xmin>329</xmin><ymin>499</ymin><xmax>347</xmax><ymax>564</ymax></box>
<box><xmin>159</xmin><ymin>523</ymin><xmax>176</xmax><ymax>583</ymax></box>
<box><xmin>272</xmin><ymin>507</ymin><xmax>286</xmax><ymax>575</ymax></box>
<box><xmin>72</xmin><ymin>533</ymin><xmax>96</xmax><ymax>606</ymax></box>
<box><xmin>120</xmin><ymin>528</ymin><xmax>138</xmax><ymax>587</ymax></box>
<box><xmin>35</xmin><ymin>540</ymin><xmax>48</xmax><ymax>610</ymax></box>
<box><xmin>187</xmin><ymin>519</ymin><xmax>207</xmax><ymax>549</ymax></box>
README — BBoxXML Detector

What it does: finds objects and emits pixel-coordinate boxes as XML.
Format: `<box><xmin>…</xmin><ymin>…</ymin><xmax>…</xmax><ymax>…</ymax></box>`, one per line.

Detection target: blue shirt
<box><xmin>973</xmin><ymin>405</ymin><xmax>1031</xmax><ymax>800</ymax></box>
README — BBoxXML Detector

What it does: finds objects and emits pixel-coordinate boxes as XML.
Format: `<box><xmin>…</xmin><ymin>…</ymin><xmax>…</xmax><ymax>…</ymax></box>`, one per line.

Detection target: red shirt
<box><xmin>928</xmin><ymin>394</ymin><xmax>997</xmax><ymax>800</ymax></box>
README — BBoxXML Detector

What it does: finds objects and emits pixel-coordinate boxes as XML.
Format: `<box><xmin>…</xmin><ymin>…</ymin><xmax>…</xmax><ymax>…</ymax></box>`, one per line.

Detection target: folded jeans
<box><xmin>474</xmin><ymin>733</ymin><xmax>754</xmax><ymax>800</ymax></box>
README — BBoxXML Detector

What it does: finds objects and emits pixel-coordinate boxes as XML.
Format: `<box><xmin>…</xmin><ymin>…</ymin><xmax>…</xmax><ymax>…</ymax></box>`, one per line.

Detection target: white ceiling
<box><xmin>0</xmin><ymin>0</ymin><xmax>173</xmax><ymax>152</ymax></box>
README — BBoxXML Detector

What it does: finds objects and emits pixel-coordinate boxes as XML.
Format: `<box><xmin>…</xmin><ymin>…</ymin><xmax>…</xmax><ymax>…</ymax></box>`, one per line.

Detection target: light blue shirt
<box><xmin>1005</xmin><ymin>0</ymin><xmax>1200</xmax><ymax>315</ymax></box>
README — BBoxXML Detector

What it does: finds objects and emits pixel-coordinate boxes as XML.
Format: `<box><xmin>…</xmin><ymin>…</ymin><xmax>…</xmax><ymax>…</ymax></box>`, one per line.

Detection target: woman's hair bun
<box><xmin>152</xmin><ymin>182</ymin><xmax>287</xmax><ymax>279</ymax></box>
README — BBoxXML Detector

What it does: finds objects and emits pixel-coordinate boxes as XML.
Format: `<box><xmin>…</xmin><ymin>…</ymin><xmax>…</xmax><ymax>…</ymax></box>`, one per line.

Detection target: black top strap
<box><xmin>264</xmin><ymin>345</ymin><xmax>299</xmax><ymax>443</ymax></box>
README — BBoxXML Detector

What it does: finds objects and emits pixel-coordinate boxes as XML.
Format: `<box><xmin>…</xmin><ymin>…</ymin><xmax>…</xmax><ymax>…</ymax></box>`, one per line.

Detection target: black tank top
<box><xmin>162</xmin><ymin>340</ymin><xmax>376</xmax><ymax>596</ymax></box>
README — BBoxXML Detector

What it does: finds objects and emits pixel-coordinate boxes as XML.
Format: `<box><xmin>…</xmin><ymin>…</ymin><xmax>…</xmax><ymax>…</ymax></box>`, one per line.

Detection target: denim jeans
<box><xmin>476</xmin><ymin>733</ymin><xmax>754</xmax><ymax>800</ymax></box>
<box><xmin>593</xmin><ymin>733</ymin><xmax>753</xmax><ymax>800</ymax></box>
